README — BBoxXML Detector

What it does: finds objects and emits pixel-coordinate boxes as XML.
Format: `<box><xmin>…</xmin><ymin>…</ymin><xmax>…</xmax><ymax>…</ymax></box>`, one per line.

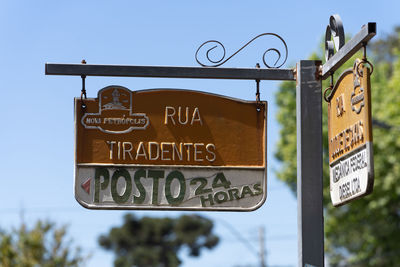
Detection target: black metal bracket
<box><xmin>195</xmin><ymin>33</ymin><xmax>288</xmax><ymax>68</ymax></box>
<box><xmin>46</xmin><ymin>32</ymin><xmax>294</xmax><ymax>82</ymax></box>
<box><xmin>45</xmin><ymin>63</ymin><xmax>296</xmax><ymax>81</ymax></box>
<box><xmin>322</xmin><ymin>16</ymin><xmax>376</xmax><ymax>80</ymax></box>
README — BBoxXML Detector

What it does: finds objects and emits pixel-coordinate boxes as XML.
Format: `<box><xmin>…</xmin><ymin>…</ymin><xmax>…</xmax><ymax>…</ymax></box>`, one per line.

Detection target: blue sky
<box><xmin>1</xmin><ymin>1</ymin><xmax>399</xmax><ymax>266</ymax></box>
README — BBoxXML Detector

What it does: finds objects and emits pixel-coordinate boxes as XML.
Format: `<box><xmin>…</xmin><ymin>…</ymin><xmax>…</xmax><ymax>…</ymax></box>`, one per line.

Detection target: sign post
<box><xmin>296</xmin><ymin>60</ymin><xmax>324</xmax><ymax>267</ymax></box>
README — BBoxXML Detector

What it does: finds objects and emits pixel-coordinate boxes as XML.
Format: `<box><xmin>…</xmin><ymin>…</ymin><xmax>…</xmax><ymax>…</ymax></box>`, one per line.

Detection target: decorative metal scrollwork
<box><xmin>325</xmin><ymin>14</ymin><xmax>345</xmax><ymax>62</ymax></box>
<box><xmin>195</xmin><ymin>33</ymin><xmax>288</xmax><ymax>68</ymax></box>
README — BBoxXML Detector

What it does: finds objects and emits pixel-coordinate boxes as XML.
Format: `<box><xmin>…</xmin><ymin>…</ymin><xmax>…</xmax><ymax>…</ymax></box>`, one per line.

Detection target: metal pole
<box><xmin>259</xmin><ymin>226</ymin><xmax>266</xmax><ymax>267</ymax></box>
<box><xmin>296</xmin><ymin>60</ymin><xmax>324</xmax><ymax>267</ymax></box>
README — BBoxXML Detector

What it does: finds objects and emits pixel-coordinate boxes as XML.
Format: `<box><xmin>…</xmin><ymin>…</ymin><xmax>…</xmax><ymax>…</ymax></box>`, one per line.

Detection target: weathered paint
<box><xmin>327</xmin><ymin>60</ymin><xmax>374</xmax><ymax>206</ymax></box>
<box><xmin>75</xmin><ymin>87</ymin><xmax>267</xmax><ymax>210</ymax></box>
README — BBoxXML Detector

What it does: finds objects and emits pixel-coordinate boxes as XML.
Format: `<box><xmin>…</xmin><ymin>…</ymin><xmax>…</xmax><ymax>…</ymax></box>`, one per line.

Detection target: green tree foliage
<box><xmin>98</xmin><ymin>214</ymin><xmax>219</xmax><ymax>267</ymax></box>
<box><xmin>370</xmin><ymin>26</ymin><xmax>400</xmax><ymax>65</ymax></box>
<box><xmin>275</xmin><ymin>31</ymin><xmax>400</xmax><ymax>266</ymax></box>
<box><xmin>0</xmin><ymin>220</ymin><xmax>87</xmax><ymax>267</ymax></box>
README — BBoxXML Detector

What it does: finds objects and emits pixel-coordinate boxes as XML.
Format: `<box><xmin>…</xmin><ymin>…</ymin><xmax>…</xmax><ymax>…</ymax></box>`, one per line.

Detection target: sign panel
<box><xmin>75</xmin><ymin>87</ymin><xmax>267</xmax><ymax>211</ymax></box>
<box><xmin>328</xmin><ymin>59</ymin><xmax>374</xmax><ymax>206</ymax></box>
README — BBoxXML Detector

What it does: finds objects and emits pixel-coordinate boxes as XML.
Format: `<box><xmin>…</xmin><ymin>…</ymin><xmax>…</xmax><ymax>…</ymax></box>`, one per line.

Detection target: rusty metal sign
<box><xmin>75</xmin><ymin>86</ymin><xmax>267</xmax><ymax>211</ymax></box>
<box><xmin>328</xmin><ymin>59</ymin><xmax>374</xmax><ymax>206</ymax></box>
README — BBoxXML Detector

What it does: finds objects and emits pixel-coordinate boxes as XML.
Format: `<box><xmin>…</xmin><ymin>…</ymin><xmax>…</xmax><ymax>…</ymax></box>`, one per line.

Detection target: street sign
<box><xmin>328</xmin><ymin>59</ymin><xmax>374</xmax><ymax>206</ymax></box>
<box><xmin>75</xmin><ymin>86</ymin><xmax>267</xmax><ymax>211</ymax></box>
<box><xmin>46</xmin><ymin>14</ymin><xmax>377</xmax><ymax>265</ymax></box>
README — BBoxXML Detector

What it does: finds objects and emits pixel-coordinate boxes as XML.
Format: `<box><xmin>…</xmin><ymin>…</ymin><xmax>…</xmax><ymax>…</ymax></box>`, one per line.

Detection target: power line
<box><xmin>373</xmin><ymin>118</ymin><xmax>400</xmax><ymax>131</ymax></box>
<box><xmin>259</xmin><ymin>226</ymin><xmax>266</xmax><ymax>267</ymax></box>
<box><xmin>216</xmin><ymin>218</ymin><xmax>260</xmax><ymax>258</ymax></box>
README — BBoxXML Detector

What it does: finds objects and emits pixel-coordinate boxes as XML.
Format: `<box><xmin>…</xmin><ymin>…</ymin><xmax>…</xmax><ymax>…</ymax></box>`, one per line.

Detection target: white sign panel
<box><xmin>330</xmin><ymin>144</ymin><xmax>373</xmax><ymax>206</ymax></box>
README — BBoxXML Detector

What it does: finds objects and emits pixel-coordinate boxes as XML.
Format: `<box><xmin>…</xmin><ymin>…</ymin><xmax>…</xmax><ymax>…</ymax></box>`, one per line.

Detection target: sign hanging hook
<box><xmin>80</xmin><ymin>60</ymin><xmax>87</xmax><ymax>110</ymax></box>
<box><xmin>255</xmin><ymin>63</ymin><xmax>261</xmax><ymax>111</ymax></box>
<box><xmin>323</xmin><ymin>73</ymin><xmax>334</xmax><ymax>102</ymax></box>
<box><xmin>357</xmin><ymin>44</ymin><xmax>374</xmax><ymax>76</ymax></box>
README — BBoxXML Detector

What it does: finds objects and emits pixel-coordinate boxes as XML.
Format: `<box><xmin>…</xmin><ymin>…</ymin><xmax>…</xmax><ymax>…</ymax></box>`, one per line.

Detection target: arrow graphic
<box><xmin>81</xmin><ymin>178</ymin><xmax>91</xmax><ymax>194</ymax></box>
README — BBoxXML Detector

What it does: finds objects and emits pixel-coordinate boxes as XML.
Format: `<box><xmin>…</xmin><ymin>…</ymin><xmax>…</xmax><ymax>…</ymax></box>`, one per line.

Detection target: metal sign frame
<box><xmin>74</xmin><ymin>87</ymin><xmax>268</xmax><ymax>211</ymax></box>
<box><xmin>46</xmin><ymin>63</ymin><xmax>295</xmax><ymax>81</ymax></box>
<box><xmin>45</xmin><ymin>15</ymin><xmax>376</xmax><ymax>267</ymax></box>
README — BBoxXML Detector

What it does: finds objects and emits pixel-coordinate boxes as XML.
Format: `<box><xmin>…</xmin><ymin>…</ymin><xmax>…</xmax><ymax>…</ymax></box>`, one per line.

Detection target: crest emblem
<box><xmin>351</xmin><ymin>59</ymin><xmax>365</xmax><ymax>114</ymax></box>
<box><xmin>81</xmin><ymin>86</ymin><xmax>149</xmax><ymax>134</ymax></box>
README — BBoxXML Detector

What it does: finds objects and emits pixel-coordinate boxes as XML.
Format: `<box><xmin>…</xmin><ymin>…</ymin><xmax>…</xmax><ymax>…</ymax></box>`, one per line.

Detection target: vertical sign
<box><xmin>75</xmin><ymin>87</ymin><xmax>267</xmax><ymax>211</ymax></box>
<box><xmin>328</xmin><ymin>59</ymin><xmax>374</xmax><ymax>206</ymax></box>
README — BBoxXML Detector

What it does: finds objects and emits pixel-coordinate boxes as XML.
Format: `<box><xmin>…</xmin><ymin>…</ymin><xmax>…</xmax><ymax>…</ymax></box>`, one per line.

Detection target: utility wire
<box><xmin>373</xmin><ymin>118</ymin><xmax>400</xmax><ymax>131</ymax></box>
<box><xmin>216</xmin><ymin>218</ymin><xmax>260</xmax><ymax>258</ymax></box>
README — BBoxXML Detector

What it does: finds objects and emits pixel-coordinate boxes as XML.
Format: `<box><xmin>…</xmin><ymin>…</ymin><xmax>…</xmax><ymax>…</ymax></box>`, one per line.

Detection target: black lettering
<box><xmin>165</xmin><ymin>170</ymin><xmax>186</xmax><ymax>205</ymax></box>
<box><xmin>94</xmin><ymin>167</ymin><xmax>110</xmax><ymax>203</ymax></box>
<box><xmin>212</xmin><ymin>172</ymin><xmax>231</xmax><ymax>189</ymax></box>
<box><xmin>241</xmin><ymin>186</ymin><xmax>254</xmax><ymax>198</ymax></box>
<box><xmin>133</xmin><ymin>169</ymin><xmax>146</xmax><ymax>204</ymax></box>
<box><xmin>148</xmin><ymin>170</ymin><xmax>164</xmax><ymax>205</ymax></box>
<box><xmin>190</xmin><ymin>177</ymin><xmax>212</xmax><ymax>196</ymax></box>
<box><xmin>214</xmin><ymin>191</ymin><xmax>228</xmax><ymax>204</ymax></box>
<box><xmin>253</xmin><ymin>183</ymin><xmax>263</xmax><ymax>195</ymax></box>
<box><xmin>228</xmin><ymin>188</ymin><xmax>240</xmax><ymax>200</ymax></box>
<box><xmin>111</xmin><ymin>168</ymin><xmax>132</xmax><ymax>204</ymax></box>
<box><xmin>200</xmin><ymin>194</ymin><xmax>214</xmax><ymax>207</ymax></box>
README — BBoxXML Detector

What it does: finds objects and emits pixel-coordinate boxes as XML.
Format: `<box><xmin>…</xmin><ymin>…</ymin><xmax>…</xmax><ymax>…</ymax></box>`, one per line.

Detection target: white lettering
<box><xmin>148</xmin><ymin>141</ymin><xmax>160</xmax><ymax>160</ymax></box>
<box><xmin>106</xmin><ymin>141</ymin><xmax>116</xmax><ymax>159</ymax></box>
<box><xmin>184</xmin><ymin>143</ymin><xmax>193</xmax><ymax>161</ymax></box>
<box><xmin>135</xmin><ymin>141</ymin><xmax>147</xmax><ymax>160</ymax></box>
<box><xmin>206</xmin><ymin>143</ymin><xmax>216</xmax><ymax>162</ymax></box>
<box><xmin>122</xmin><ymin>142</ymin><xmax>133</xmax><ymax>160</ymax></box>
<box><xmin>161</xmin><ymin>142</ymin><xmax>171</xmax><ymax>160</ymax></box>
<box><xmin>172</xmin><ymin>143</ymin><xmax>183</xmax><ymax>161</ymax></box>
<box><xmin>178</xmin><ymin>107</ymin><xmax>189</xmax><ymax>125</ymax></box>
<box><xmin>165</xmin><ymin>106</ymin><xmax>176</xmax><ymax>125</ymax></box>
<box><xmin>191</xmin><ymin>107</ymin><xmax>202</xmax><ymax>125</ymax></box>
<box><xmin>194</xmin><ymin>143</ymin><xmax>204</xmax><ymax>162</ymax></box>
